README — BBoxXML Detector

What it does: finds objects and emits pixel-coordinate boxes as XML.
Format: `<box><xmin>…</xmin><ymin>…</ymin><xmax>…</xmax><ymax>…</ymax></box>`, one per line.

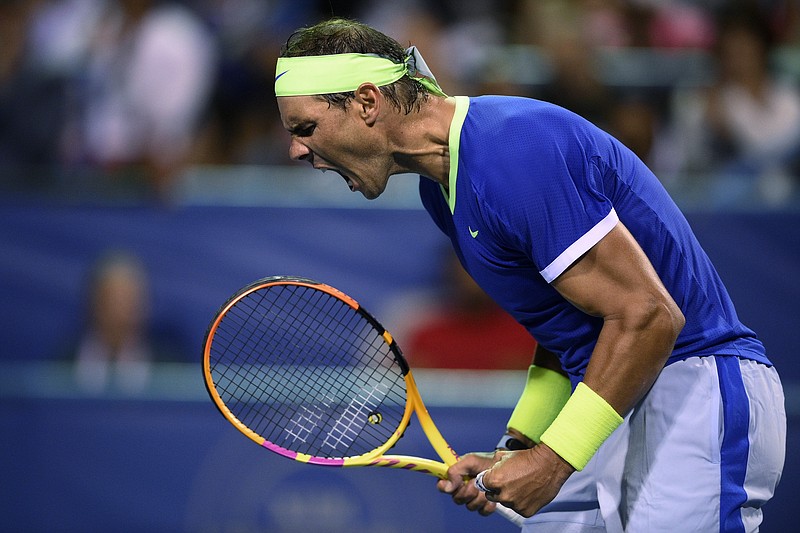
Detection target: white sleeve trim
<box><xmin>539</xmin><ymin>209</ymin><xmax>619</xmax><ymax>283</ymax></box>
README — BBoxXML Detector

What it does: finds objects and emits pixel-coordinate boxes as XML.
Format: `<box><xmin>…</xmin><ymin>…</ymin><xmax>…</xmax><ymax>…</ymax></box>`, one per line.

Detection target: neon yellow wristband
<box><xmin>539</xmin><ymin>382</ymin><xmax>623</xmax><ymax>471</ymax></box>
<box><xmin>507</xmin><ymin>365</ymin><xmax>572</xmax><ymax>443</ymax></box>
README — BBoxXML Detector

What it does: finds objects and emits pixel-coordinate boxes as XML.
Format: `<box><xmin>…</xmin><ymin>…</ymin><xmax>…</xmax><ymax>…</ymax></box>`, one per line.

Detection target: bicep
<box><xmin>548</xmin><ymin>222</ymin><xmax>684</xmax><ymax>415</ymax></box>
<box><xmin>550</xmin><ymin>221</ymin><xmax>674</xmax><ymax>320</ymax></box>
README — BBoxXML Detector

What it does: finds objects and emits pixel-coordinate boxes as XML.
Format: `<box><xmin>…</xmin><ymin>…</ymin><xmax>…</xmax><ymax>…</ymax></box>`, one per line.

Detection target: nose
<box><xmin>289</xmin><ymin>138</ymin><xmax>311</xmax><ymax>162</ymax></box>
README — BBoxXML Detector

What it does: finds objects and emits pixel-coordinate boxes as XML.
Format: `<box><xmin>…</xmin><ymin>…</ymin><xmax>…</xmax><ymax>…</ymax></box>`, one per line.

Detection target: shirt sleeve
<box><xmin>476</xmin><ymin>109</ymin><xmax>617</xmax><ymax>283</ymax></box>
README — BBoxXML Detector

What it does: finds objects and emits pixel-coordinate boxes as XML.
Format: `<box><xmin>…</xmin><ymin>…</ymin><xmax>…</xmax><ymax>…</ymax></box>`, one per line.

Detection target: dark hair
<box><xmin>280</xmin><ymin>18</ymin><xmax>429</xmax><ymax>113</ymax></box>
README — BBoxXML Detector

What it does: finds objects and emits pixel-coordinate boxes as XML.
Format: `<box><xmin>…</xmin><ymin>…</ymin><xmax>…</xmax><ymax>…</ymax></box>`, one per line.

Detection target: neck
<box><xmin>387</xmin><ymin>96</ymin><xmax>455</xmax><ymax>187</ymax></box>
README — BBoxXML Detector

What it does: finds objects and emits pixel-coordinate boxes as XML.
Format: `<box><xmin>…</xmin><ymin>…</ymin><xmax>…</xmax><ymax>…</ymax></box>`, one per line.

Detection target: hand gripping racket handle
<box><xmin>476</xmin><ymin>471</ymin><xmax>525</xmax><ymax>526</ymax></box>
<box><xmin>406</xmin><ymin>375</ymin><xmax>525</xmax><ymax>526</ymax></box>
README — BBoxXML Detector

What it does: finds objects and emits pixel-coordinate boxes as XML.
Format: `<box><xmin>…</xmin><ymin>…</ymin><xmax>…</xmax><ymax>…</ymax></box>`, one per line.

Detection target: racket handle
<box><xmin>496</xmin><ymin>504</ymin><xmax>525</xmax><ymax>526</ymax></box>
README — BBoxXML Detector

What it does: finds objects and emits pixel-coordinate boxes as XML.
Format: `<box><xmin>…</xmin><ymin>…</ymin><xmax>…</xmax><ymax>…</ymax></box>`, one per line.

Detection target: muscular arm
<box><xmin>508</xmin><ymin>221</ymin><xmax>682</xmax><ymax>444</ymax></box>
<box><xmin>439</xmin><ymin>221</ymin><xmax>685</xmax><ymax>517</ymax></box>
<box><xmin>485</xmin><ymin>221</ymin><xmax>684</xmax><ymax>515</ymax></box>
<box><xmin>551</xmin><ymin>221</ymin><xmax>685</xmax><ymax>415</ymax></box>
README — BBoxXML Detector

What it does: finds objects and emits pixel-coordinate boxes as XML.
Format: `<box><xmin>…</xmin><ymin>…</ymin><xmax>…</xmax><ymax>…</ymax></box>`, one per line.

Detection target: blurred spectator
<box><xmin>534</xmin><ymin>33</ymin><xmax>614</xmax><ymax>129</ymax></box>
<box><xmin>190</xmin><ymin>0</ymin><xmax>346</xmax><ymax>166</ymax></box>
<box><xmin>191</xmin><ymin>40</ymin><xmax>288</xmax><ymax>166</ymax></box>
<box><xmin>3</xmin><ymin>0</ymin><xmax>800</xmax><ymax>210</ymax></box>
<box><xmin>765</xmin><ymin>0</ymin><xmax>800</xmax><ymax>44</ymax></box>
<box><xmin>63</xmin><ymin>0</ymin><xmax>217</xmax><ymax>199</ymax></box>
<box><xmin>72</xmin><ymin>250</ymin><xmax>183</xmax><ymax>394</ymax></box>
<box><xmin>606</xmin><ymin>91</ymin><xmax>681</xmax><ymax>180</ymax></box>
<box><xmin>508</xmin><ymin>3</ymin><xmax>621</xmax><ymax>127</ymax></box>
<box><xmin>634</xmin><ymin>1</ymin><xmax>715</xmax><ymax>49</ymax></box>
<box><xmin>508</xmin><ymin>0</ymin><xmax>676</xmax><ymax>49</ymax></box>
<box><xmin>190</xmin><ymin>0</ymin><xmax>287</xmax><ymax>166</ymax></box>
<box><xmin>397</xmin><ymin>250</ymin><xmax>537</xmax><ymax>370</ymax></box>
<box><xmin>670</xmin><ymin>4</ymin><xmax>800</xmax><ymax>207</ymax></box>
<box><xmin>0</xmin><ymin>0</ymin><xmax>71</xmax><ymax>188</ymax></box>
<box><xmin>359</xmin><ymin>2</ymin><xmax>457</xmax><ymax>94</ymax></box>
<box><xmin>639</xmin><ymin>0</ymin><xmax>715</xmax><ymax>48</ymax></box>
<box><xmin>608</xmin><ymin>97</ymin><xmax>657</xmax><ymax>163</ymax></box>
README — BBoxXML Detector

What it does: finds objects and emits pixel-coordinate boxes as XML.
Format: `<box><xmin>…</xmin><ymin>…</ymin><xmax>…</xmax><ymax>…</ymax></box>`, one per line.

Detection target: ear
<box><xmin>353</xmin><ymin>83</ymin><xmax>381</xmax><ymax>126</ymax></box>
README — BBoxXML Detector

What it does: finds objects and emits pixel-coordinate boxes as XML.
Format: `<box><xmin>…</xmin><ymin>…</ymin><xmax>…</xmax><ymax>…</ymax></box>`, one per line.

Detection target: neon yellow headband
<box><xmin>274</xmin><ymin>46</ymin><xmax>446</xmax><ymax>97</ymax></box>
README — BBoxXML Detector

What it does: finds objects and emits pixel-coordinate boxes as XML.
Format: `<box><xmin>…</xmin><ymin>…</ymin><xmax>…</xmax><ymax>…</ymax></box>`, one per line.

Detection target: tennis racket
<box><xmin>202</xmin><ymin>275</ymin><xmax>524</xmax><ymax>526</ymax></box>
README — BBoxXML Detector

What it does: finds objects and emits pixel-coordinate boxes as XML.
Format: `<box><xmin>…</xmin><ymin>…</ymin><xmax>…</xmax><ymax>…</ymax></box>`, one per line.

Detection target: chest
<box><xmin>444</xmin><ymin>199</ymin><xmax>554</xmax><ymax>319</ymax></box>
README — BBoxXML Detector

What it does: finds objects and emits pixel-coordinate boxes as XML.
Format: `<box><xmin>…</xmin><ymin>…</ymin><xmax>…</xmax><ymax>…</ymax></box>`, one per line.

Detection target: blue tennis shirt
<box><xmin>419</xmin><ymin>95</ymin><xmax>769</xmax><ymax>379</ymax></box>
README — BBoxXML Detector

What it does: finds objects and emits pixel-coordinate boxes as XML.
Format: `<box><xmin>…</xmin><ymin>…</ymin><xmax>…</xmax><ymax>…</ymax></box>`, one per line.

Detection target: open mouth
<box><xmin>316</xmin><ymin>165</ymin><xmax>357</xmax><ymax>192</ymax></box>
<box><xmin>340</xmin><ymin>172</ymin><xmax>356</xmax><ymax>192</ymax></box>
<box><xmin>331</xmin><ymin>169</ymin><xmax>356</xmax><ymax>192</ymax></box>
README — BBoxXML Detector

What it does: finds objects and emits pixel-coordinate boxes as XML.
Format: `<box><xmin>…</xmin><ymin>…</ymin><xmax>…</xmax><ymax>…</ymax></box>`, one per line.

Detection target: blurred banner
<box><xmin>1</xmin><ymin>203</ymin><xmax>798</xmax><ymax>377</ymax></box>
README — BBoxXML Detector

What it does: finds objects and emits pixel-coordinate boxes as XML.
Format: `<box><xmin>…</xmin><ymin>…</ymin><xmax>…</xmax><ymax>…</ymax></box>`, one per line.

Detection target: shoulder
<box><xmin>459</xmin><ymin>96</ymin><xmax>607</xmax><ymax>193</ymax></box>
<box><xmin>464</xmin><ymin>95</ymin><xmax>582</xmax><ymax>133</ymax></box>
<box><xmin>462</xmin><ymin>95</ymin><xmax>605</xmax><ymax>164</ymax></box>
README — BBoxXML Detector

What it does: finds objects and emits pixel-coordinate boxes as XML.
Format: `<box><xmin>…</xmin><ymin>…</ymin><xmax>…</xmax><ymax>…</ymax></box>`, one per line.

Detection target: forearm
<box><xmin>582</xmin><ymin>299</ymin><xmax>684</xmax><ymax>416</ymax></box>
<box><xmin>535</xmin><ymin>298</ymin><xmax>683</xmax><ymax>472</ymax></box>
<box><xmin>477</xmin><ymin>223</ymin><xmax>688</xmax><ymax>514</ymax></box>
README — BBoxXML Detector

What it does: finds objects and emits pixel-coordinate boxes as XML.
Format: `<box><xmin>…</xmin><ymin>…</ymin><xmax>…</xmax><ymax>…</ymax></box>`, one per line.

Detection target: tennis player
<box><xmin>273</xmin><ymin>18</ymin><xmax>786</xmax><ymax>532</ymax></box>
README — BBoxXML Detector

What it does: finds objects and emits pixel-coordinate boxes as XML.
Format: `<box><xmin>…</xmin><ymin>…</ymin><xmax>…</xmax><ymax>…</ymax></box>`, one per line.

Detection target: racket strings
<box><xmin>208</xmin><ymin>283</ymin><xmax>408</xmax><ymax>459</ymax></box>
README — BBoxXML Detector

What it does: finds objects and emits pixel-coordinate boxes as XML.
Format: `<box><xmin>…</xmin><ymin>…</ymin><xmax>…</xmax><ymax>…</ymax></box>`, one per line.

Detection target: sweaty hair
<box><xmin>280</xmin><ymin>18</ymin><xmax>429</xmax><ymax>113</ymax></box>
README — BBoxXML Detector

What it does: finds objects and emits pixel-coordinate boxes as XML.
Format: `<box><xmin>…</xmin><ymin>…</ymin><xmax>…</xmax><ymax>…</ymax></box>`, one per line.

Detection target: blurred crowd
<box><xmin>2</xmin><ymin>0</ymin><xmax>800</xmax><ymax>207</ymax></box>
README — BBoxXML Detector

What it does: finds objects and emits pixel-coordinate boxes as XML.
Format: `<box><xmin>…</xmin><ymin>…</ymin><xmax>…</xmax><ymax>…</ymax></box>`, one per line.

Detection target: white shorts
<box><xmin>522</xmin><ymin>356</ymin><xmax>786</xmax><ymax>533</ymax></box>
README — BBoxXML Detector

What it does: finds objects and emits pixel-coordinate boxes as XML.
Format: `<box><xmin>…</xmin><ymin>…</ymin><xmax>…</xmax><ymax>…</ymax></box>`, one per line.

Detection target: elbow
<box><xmin>618</xmin><ymin>296</ymin><xmax>684</xmax><ymax>373</ymax></box>
<box><xmin>619</xmin><ymin>293</ymin><xmax>684</xmax><ymax>360</ymax></box>
<box><xmin>671</xmin><ymin>304</ymin><xmax>686</xmax><ymax>339</ymax></box>
<box><xmin>646</xmin><ymin>294</ymin><xmax>685</xmax><ymax>351</ymax></box>
<box><xmin>663</xmin><ymin>296</ymin><xmax>685</xmax><ymax>341</ymax></box>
